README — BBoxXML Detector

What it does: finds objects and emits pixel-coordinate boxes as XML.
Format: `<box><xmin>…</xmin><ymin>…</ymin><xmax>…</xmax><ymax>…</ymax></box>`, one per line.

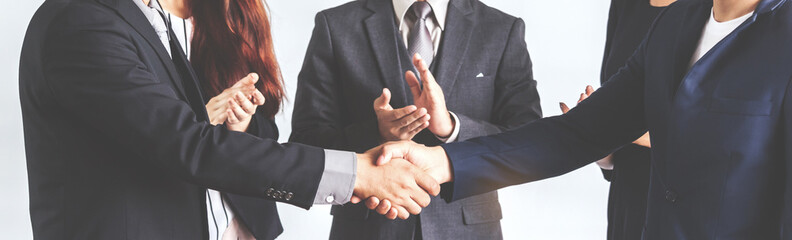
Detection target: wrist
<box><xmin>352</xmin><ymin>154</ymin><xmax>370</xmax><ymax>197</ymax></box>
<box><xmin>227</xmin><ymin>118</ymin><xmax>252</xmax><ymax>132</ymax></box>
<box><xmin>431</xmin><ymin>112</ymin><xmax>455</xmax><ymax>138</ymax></box>
<box><xmin>430</xmin><ymin>146</ymin><xmax>453</xmax><ymax>183</ymax></box>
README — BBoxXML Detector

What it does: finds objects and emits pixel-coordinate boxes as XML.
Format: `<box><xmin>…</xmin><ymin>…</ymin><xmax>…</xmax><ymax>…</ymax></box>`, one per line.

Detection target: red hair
<box><xmin>190</xmin><ymin>0</ymin><xmax>284</xmax><ymax>118</ymax></box>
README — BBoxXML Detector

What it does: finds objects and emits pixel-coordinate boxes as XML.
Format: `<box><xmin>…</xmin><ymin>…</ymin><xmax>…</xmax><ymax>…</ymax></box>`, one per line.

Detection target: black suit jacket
<box><xmin>20</xmin><ymin>0</ymin><xmax>326</xmax><ymax>239</ymax></box>
<box><xmin>290</xmin><ymin>0</ymin><xmax>541</xmax><ymax>239</ymax></box>
<box><xmin>442</xmin><ymin>0</ymin><xmax>792</xmax><ymax>239</ymax></box>
<box><xmin>224</xmin><ymin>115</ymin><xmax>283</xmax><ymax>240</ymax></box>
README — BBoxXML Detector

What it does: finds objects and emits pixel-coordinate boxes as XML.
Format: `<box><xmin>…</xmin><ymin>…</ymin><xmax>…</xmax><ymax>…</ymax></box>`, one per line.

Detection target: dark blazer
<box><xmin>290</xmin><ymin>0</ymin><xmax>542</xmax><ymax>239</ymax></box>
<box><xmin>20</xmin><ymin>0</ymin><xmax>326</xmax><ymax>239</ymax></box>
<box><xmin>223</xmin><ymin>115</ymin><xmax>283</xmax><ymax>240</ymax></box>
<box><xmin>442</xmin><ymin>0</ymin><xmax>792</xmax><ymax>239</ymax></box>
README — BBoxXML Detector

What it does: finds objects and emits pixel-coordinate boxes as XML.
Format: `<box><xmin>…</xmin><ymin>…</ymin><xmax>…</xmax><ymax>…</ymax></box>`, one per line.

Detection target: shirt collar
<box><xmin>393</xmin><ymin>0</ymin><xmax>450</xmax><ymax>31</ymax></box>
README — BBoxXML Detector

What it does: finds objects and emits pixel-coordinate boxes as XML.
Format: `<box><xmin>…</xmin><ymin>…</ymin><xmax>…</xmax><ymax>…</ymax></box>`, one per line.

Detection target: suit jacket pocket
<box><xmin>708</xmin><ymin>97</ymin><xmax>772</xmax><ymax>116</ymax></box>
<box><xmin>462</xmin><ymin>201</ymin><xmax>502</xmax><ymax>225</ymax></box>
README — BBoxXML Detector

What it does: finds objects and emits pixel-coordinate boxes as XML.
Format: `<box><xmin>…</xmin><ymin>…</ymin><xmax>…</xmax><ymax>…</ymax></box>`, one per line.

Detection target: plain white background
<box><xmin>2</xmin><ymin>0</ymin><xmax>612</xmax><ymax>239</ymax></box>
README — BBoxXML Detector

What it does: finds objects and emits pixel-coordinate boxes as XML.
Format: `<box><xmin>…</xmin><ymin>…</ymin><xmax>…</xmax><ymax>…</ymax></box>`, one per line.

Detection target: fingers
<box><xmin>399</xmin><ymin>183</ymin><xmax>425</xmax><ymax>215</ymax></box>
<box><xmin>414</xmin><ymin>170</ymin><xmax>441</xmax><ymax>197</ymax></box>
<box><xmin>413</xmin><ymin>54</ymin><xmax>435</xmax><ymax>88</ymax></box>
<box><xmin>374</xmin><ymin>88</ymin><xmax>393</xmax><ymax>111</ymax></box>
<box><xmin>375</xmin><ymin>199</ymin><xmax>400</xmax><ymax>220</ymax></box>
<box><xmin>390</xmin><ymin>105</ymin><xmax>419</xmax><ymax>120</ymax></box>
<box><xmin>407</xmin><ymin>122</ymin><xmax>430</xmax><ymax>136</ymax></box>
<box><xmin>386</xmin><ymin>206</ymin><xmax>399</xmax><ymax>220</ymax></box>
<box><xmin>405</xmin><ymin>70</ymin><xmax>421</xmax><ymax>98</ymax></box>
<box><xmin>403</xmin><ymin>113</ymin><xmax>430</xmax><ymax>133</ymax></box>
<box><xmin>413</xmin><ymin>53</ymin><xmax>429</xmax><ymax>73</ymax></box>
<box><xmin>350</xmin><ymin>195</ymin><xmax>362</xmax><ymax>204</ymax></box>
<box><xmin>577</xmin><ymin>93</ymin><xmax>587</xmax><ymax>103</ymax></box>
<box><xmin>395</xmin><ymin>205</ymin><xmax>410</xmax><ymax>220</ymax></box>
<box><xmin>411</xmin><ymin>194</ymin><xmax>431</xmax><ymax>209</ymax></box>
<box><xmin>229</xmin><ymin>99</ymin><xmax>249</xmax><ymax>120</ymax></box>
<box><xmin>232</xmin><ymin>73</ymin><xmax>259</xmax><ymax>88</ymax></box>
<box><xmin>396</xmin><ymin>108</ymin><xmax>428</xmax><ymax>128</ymax></box>
<box><xmin>563</xmin><ymin>85</ymin><xmax>597</xmax><ymax>114</ymax></box>
<box><xmin>252</xmin><ymin>89</ymin><xmax>266</xmax><ymax>106</ymax></box>
<box><xmin>578</xmin><ymin>86</ymin><xmax>595</xmax><ymax>103</ymax></box>
<box><xmin>235</xmin><ymin>92</ymin><xmax>257</xmax><ymax>114</ymax></box>
<box><xmin>365</xmin><ymin>196</ymin><xmax>380</xmax><ymax>210</ymax></box>
<box><xmin>375</xmin><ymin>198</ymin><xmax>390</xmax><ymax>215</ymax></box>
<box><xmin>227</xmin><ymin>109</ymin><xmax>240</xmax><ymax>124</ymax></box>
<box><xmin>559</xmin><ymin>102</ymin><xmax>570</xmax><ymax>114</ymax></box>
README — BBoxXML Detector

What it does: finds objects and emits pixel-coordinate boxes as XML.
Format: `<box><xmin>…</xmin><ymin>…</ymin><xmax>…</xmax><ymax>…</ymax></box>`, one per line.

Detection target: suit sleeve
<box><xmin>442</xmin><ymin>33</ymin><xmax>651</xmax><ymax>201</ymax></box>
<box><xmin>289</xmin><ymin>12</ymin><xmax>382</xmax><ymax>153</ymax></box>
<box><xmin>454</xmin><ymin>18</ymin><xmax>542</xmax><ymax>142</ymax></box>
<box><xmin>42</xmin><ymin>16</ymin><xmax>327</xmax><ymax>209</ymax></box>
<box><xmin>244</xmin><ymin>107</ymin><xmax>278</xmax><ymax>139</ymax></box>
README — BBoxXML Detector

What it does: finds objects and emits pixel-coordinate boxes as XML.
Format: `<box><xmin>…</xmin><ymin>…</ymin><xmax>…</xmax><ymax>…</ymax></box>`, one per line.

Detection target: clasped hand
<box><xmin>352</xmin><ymin>141</ymin><xmax>453</xmax><ymax>220</ymax></box>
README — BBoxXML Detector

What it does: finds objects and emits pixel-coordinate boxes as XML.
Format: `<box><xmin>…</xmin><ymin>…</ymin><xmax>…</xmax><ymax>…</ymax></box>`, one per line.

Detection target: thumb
<box><xmin>373</xmin><ymin>88</ymin><xmax>392</xmax><ymax>110</ymax></box>
<box><xmin>405</xmin><ymin>71</ymin><xmax>421</xmax><ymax>99</ymax></box>
<box><xmin>376</xmin><ymin>142</ymin><xmax>409</xmax><ymax>166</ymax></box>
<box><xmin>414</xmin><ymin>54</ymin><xmax>435</xmax><ymax>88</ymax></box>
<box><xmin>376</xmin><ymin>151</ymin><xmax>392</xmax><ymax>166</ymax></box>
<box><xmin>233</xmin><ymin>73</ymin><xmax>259</xmax><ymax>88</ymax></box>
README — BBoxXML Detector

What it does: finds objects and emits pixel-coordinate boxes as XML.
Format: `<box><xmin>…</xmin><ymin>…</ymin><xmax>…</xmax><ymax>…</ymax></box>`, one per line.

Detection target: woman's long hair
<box><xmin>190</xmin><ymin>0</ymin><xmax>283</xmax><ymax>118</ymax></box>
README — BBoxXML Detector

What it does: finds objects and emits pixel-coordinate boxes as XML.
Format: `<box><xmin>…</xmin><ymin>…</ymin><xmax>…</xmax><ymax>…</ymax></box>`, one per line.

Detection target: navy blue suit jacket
<box><xmin>442</xmin><ymin>0</ymin><xmax>792</xmax><ymax>238</ymax></box>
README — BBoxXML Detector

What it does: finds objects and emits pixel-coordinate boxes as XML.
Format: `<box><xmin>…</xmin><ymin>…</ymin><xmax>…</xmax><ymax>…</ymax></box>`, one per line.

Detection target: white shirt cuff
<box><xmin>313</xmin><ymin>150</ymin><xmax>357</xmax><ymax>205</ymax></box>
<box><xmin>435</xmin><ymin>111</ymin><xmax>460</xmax><ymax>143</ymax></box>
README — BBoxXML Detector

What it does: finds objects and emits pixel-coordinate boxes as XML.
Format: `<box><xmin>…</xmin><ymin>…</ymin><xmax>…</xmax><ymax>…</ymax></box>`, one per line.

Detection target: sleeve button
<box><xmin>285</xmin><ymin>192</ymin><xmax>294</xmax><ymax>201</ymax></box>
<box><xmin>266</xmin><ymin>188</ymin><xmax>275</xmax><ymax>197</ymax></box>
<box><xmin>273</xmin><ymin>191</ymin><xmax>282</xmax><ymax>199</ymax></box>
<box><xmin>325</xmin><ymin>195</ymin><xmax>335</xmax><ymax>203</ymax></box>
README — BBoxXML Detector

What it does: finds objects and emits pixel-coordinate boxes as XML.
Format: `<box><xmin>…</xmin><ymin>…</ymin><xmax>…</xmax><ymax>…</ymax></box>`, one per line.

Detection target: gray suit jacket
<box><xmin>290</xmin><ymin>0</ymin><xmax>542</xmax><ymax>239</ymax></box>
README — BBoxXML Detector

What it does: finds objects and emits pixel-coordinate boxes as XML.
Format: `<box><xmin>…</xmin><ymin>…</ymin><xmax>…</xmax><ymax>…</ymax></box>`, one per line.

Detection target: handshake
<box><xmin>349</xmin><ymin>53</ymin><xmax>456</xmax><ymax>220</ymax></box>
<box><xmin>352</xmin><ymin>141</ymin><xmax>453</xmax><ymax>220</ymax></box>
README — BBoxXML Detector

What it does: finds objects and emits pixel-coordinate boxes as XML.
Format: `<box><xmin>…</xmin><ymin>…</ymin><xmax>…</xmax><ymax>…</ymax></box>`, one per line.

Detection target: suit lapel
<box><xmin>168</xmin><ymin>29</ymin><xmax>209</xmax><ymax>118</ymax></box>
<box><xmin>669</xmin><ymin>0</ymin><xmax>710</xmax><ymax>98</ymax></box>
<box><xmin>98</xmin><ymin>0</ymin><xmax>190</xmax><ymax>100</ymax></box>
<box><xmin>672</xmin><ymin>0</ymin><xmax>781</xmax><ymax>98</ymax></box>
<box><xmin>434</xmin><ymin>0</ymin><xmax>474</xmax><ymax>94</ymax></box>
<box><xmin>364</xmin><ymin>0</ymin><xmax>409</xmax><ymax>106</ymax></box>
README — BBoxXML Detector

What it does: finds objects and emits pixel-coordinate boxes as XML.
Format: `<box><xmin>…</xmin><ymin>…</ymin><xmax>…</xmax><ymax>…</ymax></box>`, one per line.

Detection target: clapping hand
<box><xmin>205</xmin><ymin>73</ymin><xmax>267</xmax><ymax>132</ymax></box>
<box><xmin>405</xmin><ymin>54</ymin><xmax>455</xmax><ymax>138</ymax></box>
<box><xmin>374</xmin><ymin>88</ymin><xmax>431</xmax><ymax>141</ymax></box>
<box><xmin>559</xmin><ymin>85</ymin><xmax>595</xmax><ymax>114</ymax></box>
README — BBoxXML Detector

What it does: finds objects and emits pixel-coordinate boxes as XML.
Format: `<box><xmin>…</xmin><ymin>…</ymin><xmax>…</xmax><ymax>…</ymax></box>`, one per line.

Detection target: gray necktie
<box><xmin>408</xmin><ymin>1</ymin><xmax>434</xmax><ymax>66</ymax></box>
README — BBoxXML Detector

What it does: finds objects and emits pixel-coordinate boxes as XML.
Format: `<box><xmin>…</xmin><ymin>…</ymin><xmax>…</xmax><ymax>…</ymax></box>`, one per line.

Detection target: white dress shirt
<box><xmin>690</xmin><ymin>9</ymin><xmax>754</xmax><ymax>66</ymax></box>
<box><xmin>392</xmin><ymin>0</ymin><xmax>460</xmax><ymax>143</ymax></box>
<box><xmin>132</xmin><ymin>1</ymin><xmax>357</xmax><ymax>239</ymax></box>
